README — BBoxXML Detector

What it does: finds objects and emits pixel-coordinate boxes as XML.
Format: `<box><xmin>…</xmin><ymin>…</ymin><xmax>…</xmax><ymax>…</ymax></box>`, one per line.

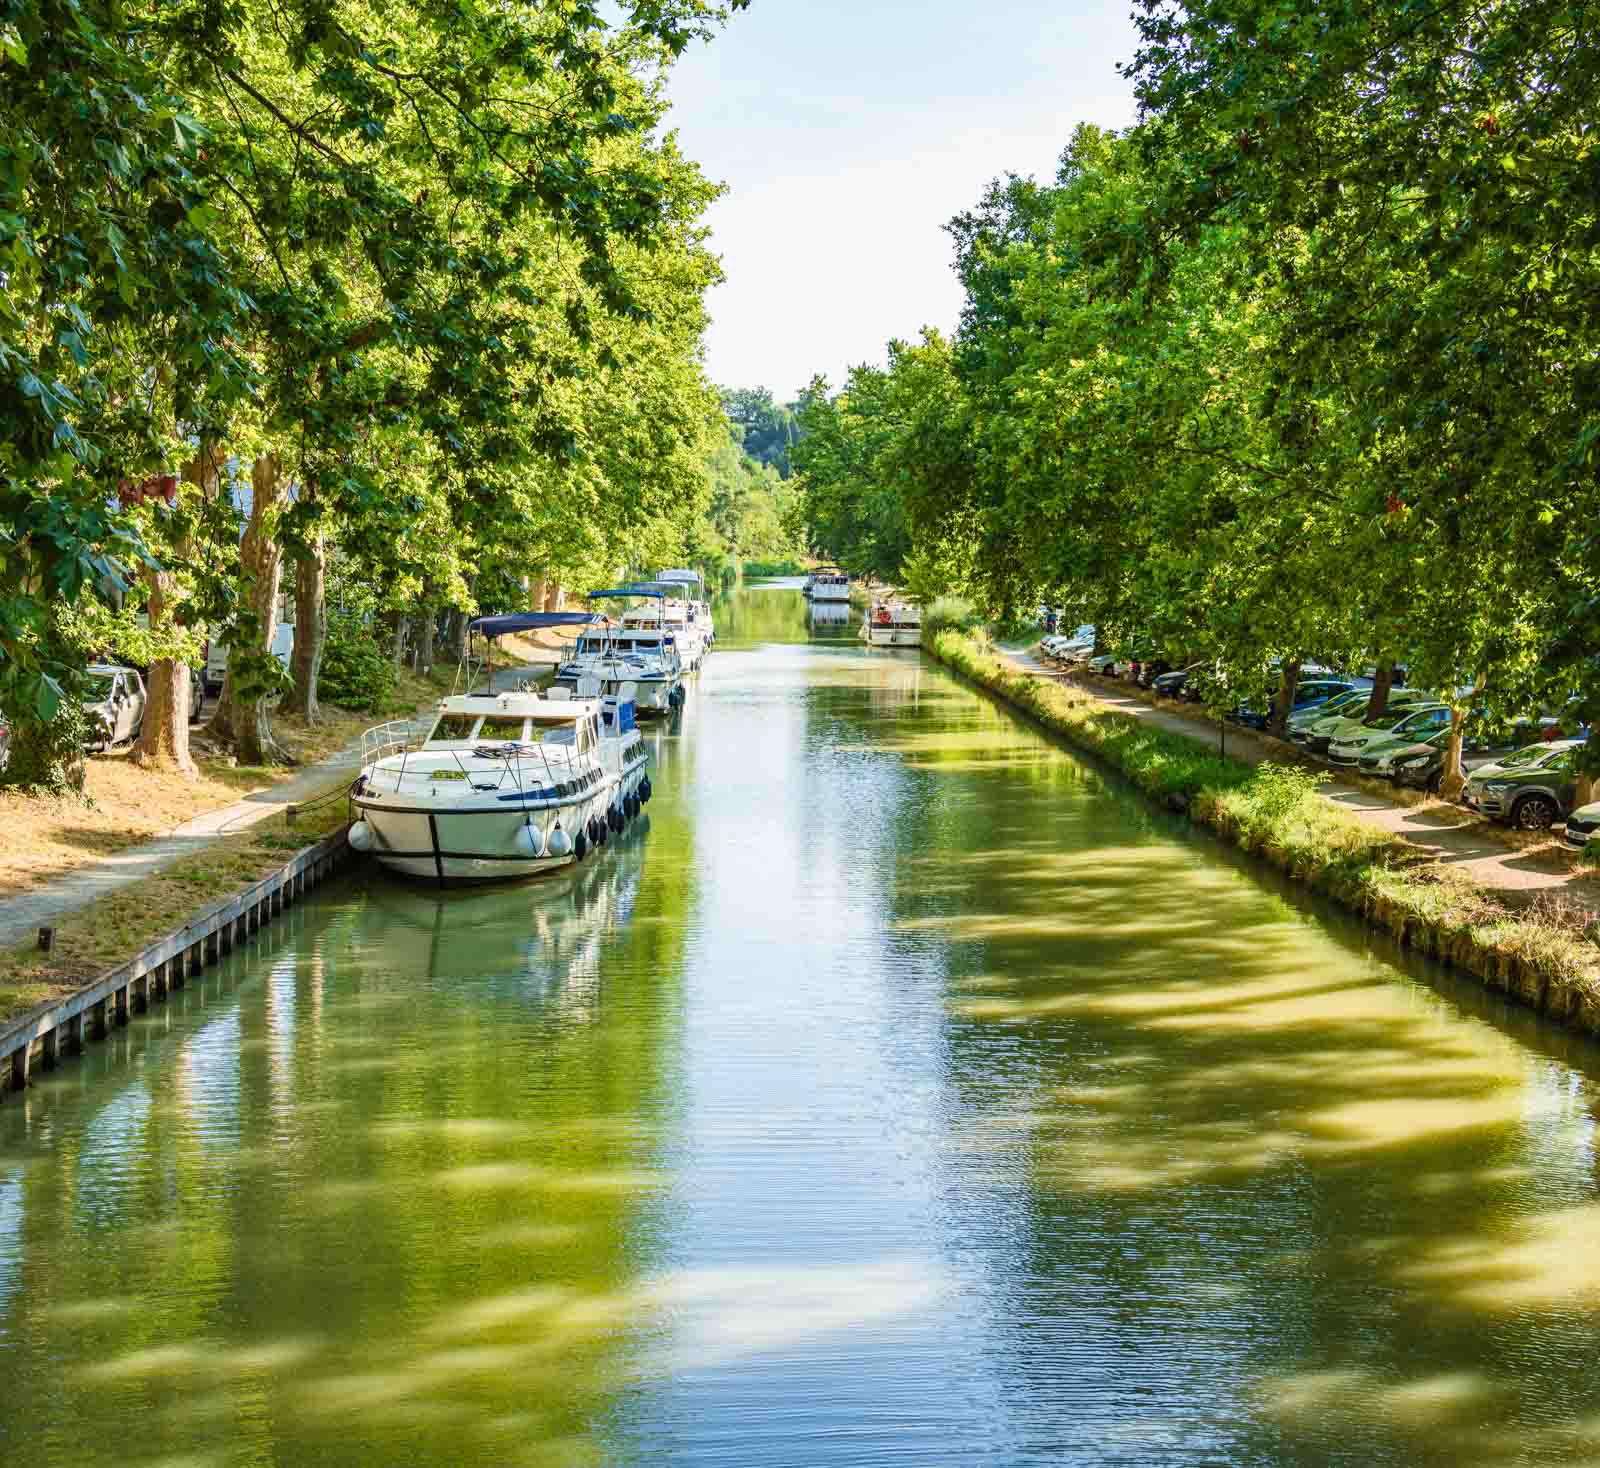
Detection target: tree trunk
<box><xmin>1365</xmin><ymin>660</ymin><xmax>1396</xmax><ymax>721</ymax></box>
<box><xmin>1268</xmin><ymin>659</ymin><xmax>1301</xmax><ymax>741</ymax></box>
<box><xmin>414</xmin><ymin>596</ymin><xmax>435</xmax><ymax>676</ymax></box>
<box><xmin>544</xmin><ymin>583</ymin><xmax>565</xmax><ymax>613</ymax></box>
<box><xmin>530</xmin><ymin>574</ymin><xmax>548</xmax><ymax>613</ymax></box>
<box><xmin>135</xmin><ymin>443</ymin><xmax>223</xmax><ymax>775</ymax></box>
<box><xmin>283</xmin><ymin>525</ymin><xmax>326</xmax><ymax>723</ymax></box>
<box><xmin>445</xmin><ymin>609</ymin><xmax>467</xmax><ymax>664</ymax></box>
<box><xmin>135</xmin><ymin>569</ymin><xmax>196</xmax><ymax>776</ymax></box>
<box><xmin>212</xmin><ymin>452</ymin><xmax>293</xmax><ymax>766</ymax></box>
<box><xmin>1439</xmin><ymin>671</ymin><xmax>1486</xmax><ymax>801</ymax></box>
<box><xmin>392</xmin><ymin>615</ymin><xmax>409</xmax><ymax>672</ymax></box>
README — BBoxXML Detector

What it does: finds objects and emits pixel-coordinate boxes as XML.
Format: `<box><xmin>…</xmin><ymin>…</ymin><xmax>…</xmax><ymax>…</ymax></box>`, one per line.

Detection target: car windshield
<box><xmin>1499</xmin><ymin>743</ymin><xmax>1561</xmax><ymax>770</ymax></box>
<box><xmin>1395</xmin><ymin>708</ymin><xmax>1447</xmax><ymax>730</ymax></box>
<box><xmin>85</xmin><ymin>672</ymin><xmax>118</xmax><ymax>697</ymax></box>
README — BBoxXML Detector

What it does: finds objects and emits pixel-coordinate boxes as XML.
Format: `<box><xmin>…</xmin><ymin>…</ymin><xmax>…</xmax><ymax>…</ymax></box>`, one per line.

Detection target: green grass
<box><xmin>930</xmin><ymin>629</ymin><xmax>1600</xmax><ymax>1020</ymax></box>
<box><xmin>0</xmin><ymin>779</ymin><xmax>353</xmax><ymax>1025</ymax></box>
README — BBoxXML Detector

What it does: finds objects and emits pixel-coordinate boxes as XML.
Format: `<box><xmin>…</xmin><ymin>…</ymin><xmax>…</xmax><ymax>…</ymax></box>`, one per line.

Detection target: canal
<box><xmin>3</xmin><ymin>582</ymin><xmax>1600</xmax><ymax>1466</ymax></box>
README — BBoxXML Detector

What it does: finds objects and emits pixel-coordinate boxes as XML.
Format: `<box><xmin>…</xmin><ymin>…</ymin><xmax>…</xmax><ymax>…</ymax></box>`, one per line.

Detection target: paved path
<box><xmin>0</xmin><ymin>667</ymin><xmax>559</xmax><ymax>950</ymax></box>
<box><xmin>0</xmin><ymin>733</ymin><xmax>387</xmax><ymax>951</ymax></box>
<box><xmin>1002</xmin><ymin>646</ymin><xmax>1600</xmax><ymax>908</ymax></box>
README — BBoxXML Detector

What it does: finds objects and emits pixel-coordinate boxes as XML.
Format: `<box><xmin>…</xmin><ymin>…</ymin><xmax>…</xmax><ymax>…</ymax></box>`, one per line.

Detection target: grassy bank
<box><xmin>0</xmin><ymin>778</ymin><xmax>353</xmax><ymax>1025</ymax></box>
<box><xmin>930</xmin><ymin>629</ymin><xmax>1600</xmax><ymax>1033</ymax></box>
<box><xmin>0</xmin><ymin>664</ymin><xmax>456</xmax><ymax>898</ymax></box>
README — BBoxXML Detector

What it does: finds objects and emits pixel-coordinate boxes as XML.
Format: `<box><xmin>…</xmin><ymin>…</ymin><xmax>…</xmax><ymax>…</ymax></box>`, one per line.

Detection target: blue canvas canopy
<box><xmin>587</xmin><ymin>586</ymin><xmax>665</xmax><ymax>601</ymax></box>
<box><xmin>468</xmin><ymin>611</ymin><xmax>595</xmax><ymax>638</ymax></box>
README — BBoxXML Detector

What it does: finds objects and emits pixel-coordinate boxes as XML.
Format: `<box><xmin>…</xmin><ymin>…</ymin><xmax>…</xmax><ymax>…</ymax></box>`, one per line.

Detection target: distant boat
<box><xmin>555</xmin><ymin>623</ymin><xmax>685</xmax><ymax>715</ymax></box>
<box><xmin>806</xmin><ymin>568</ymin><xmax>850</xmax><ymax>603</ymax></box>
<box><xmin>861</xmin><ymin>600</ymin><xmax>921</xmax><ymax>649</ymax></box>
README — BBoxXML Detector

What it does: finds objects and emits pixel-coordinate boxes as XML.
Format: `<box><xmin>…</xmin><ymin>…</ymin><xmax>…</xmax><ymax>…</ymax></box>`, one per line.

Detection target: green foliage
<box><xmin>721</xmin><ymin>387</ymin><xmax>802</xmax><ymax>476</ymax></box>
<box><xmin>741</xmin><ymin>559</ymin><xmax>806</xmax><ymax>578</ymax></box>
<box><xmin>319</xmin><ymin>615</ymin><xmax>398</xmax><ymax>714</ymax></box>
<box><xmin>1</xmin><ymin>0</ymin><xmax>747</xmax><ymax>754</ymax></box>
<box><xmin>922</xmin><ymin>596</ymin><xmax>979</xmax><ymax>634</ymax></box>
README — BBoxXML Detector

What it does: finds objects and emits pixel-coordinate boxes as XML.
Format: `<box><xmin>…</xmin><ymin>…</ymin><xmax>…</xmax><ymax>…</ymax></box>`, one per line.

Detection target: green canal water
<box><xmin>3</xmin><ymin>583</ymin><xmax>1600</xmax><ymax>1466</ymax></box>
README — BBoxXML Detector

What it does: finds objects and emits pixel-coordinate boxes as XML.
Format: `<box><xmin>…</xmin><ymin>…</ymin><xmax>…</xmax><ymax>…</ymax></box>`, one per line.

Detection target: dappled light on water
<box><xmin>1</xmin><ymin>587</ymin><xmax>1600</xmax><ymax>1465</ymax></box>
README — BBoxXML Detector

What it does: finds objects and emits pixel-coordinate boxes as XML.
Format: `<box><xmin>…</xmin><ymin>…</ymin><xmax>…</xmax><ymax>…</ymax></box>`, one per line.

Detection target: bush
<box><xmin>923</xmin><ymin>595</ymin><xmax>979</xmax><ymax>634</ymax></box>
<box><xmin>742</xmin><ymin>558</ymin><xmax>805</xmax><ymax>578</ymax></box>
<box><xmin>319</xmin><ymin>614</ymin><xmax>397</xmax><ymax>713</ymax></box>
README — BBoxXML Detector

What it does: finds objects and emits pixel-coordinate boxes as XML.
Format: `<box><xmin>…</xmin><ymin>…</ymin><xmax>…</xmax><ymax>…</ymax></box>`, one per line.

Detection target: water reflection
<box><xmin>1</xmin><ymin>586</ymin><xmax>1599</xmax><ymax>1467</ymax></box>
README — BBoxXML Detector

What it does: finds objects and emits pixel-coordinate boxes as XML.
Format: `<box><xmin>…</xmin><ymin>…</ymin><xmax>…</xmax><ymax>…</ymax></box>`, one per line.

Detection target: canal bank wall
<box><xmin>0</xmin><ymin>827</ymin><xmax>353</xmax><ymax>1097</ymax></box>
<box><xmin>928</xmin><ymin>629</ymin><xmax>1600</xmax><ymax>1039</ymax></box>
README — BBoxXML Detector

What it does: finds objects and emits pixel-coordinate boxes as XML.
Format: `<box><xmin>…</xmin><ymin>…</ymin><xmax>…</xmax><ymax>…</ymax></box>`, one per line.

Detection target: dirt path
<box><xmin>0</xmin><ymin>736</ymin><xmax>377</xmax><ymax>952</ymax></box>
<box><xmin>1002</xmin><ymin>646</ymin><xmax>1600</xmax><ymax>908</ymax></box>
<box><xmin>0</xmin><ymin>665</ymin><xmax>560</xmax><ymax>952</ymax></box>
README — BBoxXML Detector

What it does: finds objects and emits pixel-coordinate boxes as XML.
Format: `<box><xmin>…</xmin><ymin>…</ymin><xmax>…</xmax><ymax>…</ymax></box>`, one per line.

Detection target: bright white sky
<box><xmin>665</xmin><ymin>0</ymin><xmax>1140</xmax><ymax>402</ymax></box>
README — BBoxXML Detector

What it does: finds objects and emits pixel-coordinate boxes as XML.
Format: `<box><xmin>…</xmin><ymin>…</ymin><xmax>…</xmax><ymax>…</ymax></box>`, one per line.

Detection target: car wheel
<box><xmin>1425</xmin><ymin>770</ymin><xmax>1443</xmax><ymax>795</ymax></box>
<box><xmin>1511</xmin><ymin>794</ymin><xmax>1559</xmax><ymax>831</ymax></box>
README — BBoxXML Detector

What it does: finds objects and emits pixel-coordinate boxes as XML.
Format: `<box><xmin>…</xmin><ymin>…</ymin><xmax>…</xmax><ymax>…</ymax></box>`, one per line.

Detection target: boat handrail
<box><xmin>361</xmin><ymin>719</ymin><xmax>421</xmax><ymax>765</ymax></box>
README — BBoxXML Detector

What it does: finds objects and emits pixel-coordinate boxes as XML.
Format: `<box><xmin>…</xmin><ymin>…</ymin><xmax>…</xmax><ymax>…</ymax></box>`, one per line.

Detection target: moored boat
<box><xmin>806</xmin><ymin>567</ymin><xmax>850</xmax><ymax>602</ymax></box>
<box><xmin>348</xmin><ymin>614</ymin><xmax>652</xmax><ymax>884</ymax></box>
<box><xmin>555</xmin><ymin>622</ymin><xmax>686</xmax><ymax>714</ymax></box>
<box><xmin>567</xmin><ymin>587</ymin><xmax>687</xmax><ymax>712</ymax></box>
<box><xmin>861</xmin><ymin>599</ymin><xmax>922</xmax><ymax>648</ymax></box>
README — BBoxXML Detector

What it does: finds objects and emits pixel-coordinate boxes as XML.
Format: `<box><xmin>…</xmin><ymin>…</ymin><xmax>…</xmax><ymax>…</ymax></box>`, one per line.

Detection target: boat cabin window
<box><xmin>430</xmin><ymin>713</ymin><xmax>485</xmax><ymax>741</ymax></box>
<box><xmin>527</xmin><ymin>720</ymin><xmax>579</xmax><ymax>747</ymax></box>
<box><xmin>478</xmin><ymin>716</ymin><xmax>529</xmax><ymax>741</ymax></box>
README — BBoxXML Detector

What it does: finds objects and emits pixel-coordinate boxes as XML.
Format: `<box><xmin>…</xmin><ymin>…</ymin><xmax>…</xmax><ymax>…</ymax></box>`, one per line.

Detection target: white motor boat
<box><xmin>861</xmin><ymin>599</ymin><xmax>922</xmax><ymax>648</ymax></box>
<box><xmin>573</xmin><ymin>586</ymin><xmax>687</xmax><ymax>711</ymax></box>
<box><xmin>807</xmin><ymin>567</ymin><xmax>850</xmax><ymax>602</ymax></box>
<box><xmin>349</xmin><ymin>684</ymin><xmax>652</xmax><ymax>885</ymax></box>
<box><xmin>656</xmin><ymin>569</ymin><xmax>715</xmax><ymax>659</ymax></box>
<box><xmin>555</xmin><ymin>624</ymin><xmax>685</xmax><ymax>714</ymax></box>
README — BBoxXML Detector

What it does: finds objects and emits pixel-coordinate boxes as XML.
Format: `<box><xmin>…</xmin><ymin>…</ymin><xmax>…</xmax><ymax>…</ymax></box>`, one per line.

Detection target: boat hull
<box><xmin>863</xmin><ymin>627</ymin><xmax>921</xmax><ymax>647</ymax></box>
<box><xmin>354</xmin><ymin>767</ymin><xmax>649</xmax><ymax>885</ymax></box>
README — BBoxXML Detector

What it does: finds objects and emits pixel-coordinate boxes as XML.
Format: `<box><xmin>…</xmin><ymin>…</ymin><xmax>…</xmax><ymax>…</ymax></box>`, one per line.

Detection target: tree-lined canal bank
<box><xmin>2</xmin><ymin>585</ymin><xmax>1599</xmax><ymax>1466</ymax></box>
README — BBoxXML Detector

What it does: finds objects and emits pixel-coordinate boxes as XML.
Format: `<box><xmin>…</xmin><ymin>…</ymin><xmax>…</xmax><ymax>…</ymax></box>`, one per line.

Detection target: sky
<box><xmin>664</xmin><ymin>0</ymin><xmax>1141</xmax><ymax>401</ymax></box>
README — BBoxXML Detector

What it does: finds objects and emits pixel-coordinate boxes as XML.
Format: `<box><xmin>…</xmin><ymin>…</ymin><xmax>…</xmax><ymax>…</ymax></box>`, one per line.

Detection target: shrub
<box><xmin>742</xmin><ymin>558</ymin><xmax>805</xmax><ymax>578</ymax></box>
<box><xmin>319</xmin><ymin>614</ymin><xmax>397</xmax><ymax>713</ymax></box>
<box><xmin>923</xmin><ymin>595</ymin><xmax>979</xmax><ymax>634</ymax></box>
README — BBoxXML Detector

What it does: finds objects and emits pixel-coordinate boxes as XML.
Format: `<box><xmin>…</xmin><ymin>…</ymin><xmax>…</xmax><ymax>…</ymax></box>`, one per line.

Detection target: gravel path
<box><xmin>1002</xmin><ymin>646</ymin><xmax>1600</xmax><ymax>907</ymax></box>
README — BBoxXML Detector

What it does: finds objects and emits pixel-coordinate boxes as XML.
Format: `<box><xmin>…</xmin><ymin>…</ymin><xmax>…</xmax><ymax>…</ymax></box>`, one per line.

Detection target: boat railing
<box><xmin>361</xmin><ymin>720</ymin><xmax>422</xmax><ymax>766</ymax></box>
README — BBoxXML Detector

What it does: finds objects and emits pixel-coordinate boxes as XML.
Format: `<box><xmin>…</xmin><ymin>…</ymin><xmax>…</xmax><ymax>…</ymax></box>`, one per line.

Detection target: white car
<box><xmin>84</xmin><ymin>664</ymin><xmax>146</xmax><ymax>749</ymax></box>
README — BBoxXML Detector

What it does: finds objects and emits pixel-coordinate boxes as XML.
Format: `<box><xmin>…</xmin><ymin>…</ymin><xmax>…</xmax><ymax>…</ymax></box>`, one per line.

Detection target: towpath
<box><xmin>1000</xmin><ymin>645</ymin><xmax>1600</xmax><ymax>908</ymax></box>
<box><xmin>0</xmin><ymin>738</ymin><xmax>379</xmax><ymax>952</ymax></box>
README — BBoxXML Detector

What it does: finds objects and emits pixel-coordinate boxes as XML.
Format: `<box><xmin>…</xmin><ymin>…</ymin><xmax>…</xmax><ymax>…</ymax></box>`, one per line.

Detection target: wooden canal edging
<box><xmin>0</xmin><ymin>826</ymin><xmax>353</xmax><ymax>1097</ymax></box>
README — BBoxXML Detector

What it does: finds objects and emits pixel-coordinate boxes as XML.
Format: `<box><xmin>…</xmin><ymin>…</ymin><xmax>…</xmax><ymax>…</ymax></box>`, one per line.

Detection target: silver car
<box><xmin>84</xmin><ymin>664</ymin><xmax>146</xmax><ymax>749</ymax></box>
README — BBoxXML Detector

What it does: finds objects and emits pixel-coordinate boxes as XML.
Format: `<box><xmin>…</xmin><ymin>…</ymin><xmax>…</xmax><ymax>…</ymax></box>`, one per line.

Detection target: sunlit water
<box><xmin>3</xmin><ymin>582</ymin><xmax>1600</xmax><ymax>1466</ymax></box>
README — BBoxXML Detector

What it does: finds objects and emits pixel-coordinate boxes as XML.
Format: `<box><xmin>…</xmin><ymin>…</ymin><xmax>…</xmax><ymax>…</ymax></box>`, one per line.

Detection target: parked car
<box><xmin>1086</xmin><ymin>651</ymin><xmax>1122</xmax><ymax>675</ymax></box>
<box><xmin>1562</xmin><ymin>800</ymin><xmax>1600</xmax><ymax>853</ymax></box>
<box><xmin>1134</xmin><ymin>658</ymin><xmax>1175</xmax><ymax>687</ymax></box>
<box><xmin>1371</xmin><ymin>720</ymin><xmax>1559</xmax><ymax>791</ymax></box>
<box><xmin>1150</xmin><ymin>661</ymin><xmax>1203</xmax><ymax>698</ymax></box>
<box><xmin>1285</xmin><ymin>686</ymin><xmax>1372</xmax><ymax>737</ymax></box>
<box><xmin>1327</xmin><ymin>703</ymin><xmax>1453</xmax><ymax>767</ymax></box>
<box><xmin>84</xmin><ymin>664</ymin><xmax>146</xmax><ymax>749</ymax></box>
<box><xmin>1463</xmin><ymin>739</ymin><xmax>1587</xmax><ymax>829</ymax></box>
<box><xmin>1295</xmin><ymin>688</ymin><xmax>1437</xmax><ymax>754</ymax></box>
<box><xmin>1235</xmin><ymin>677</ymin><xmax>1363</xmax><ymax>731</ymax></box>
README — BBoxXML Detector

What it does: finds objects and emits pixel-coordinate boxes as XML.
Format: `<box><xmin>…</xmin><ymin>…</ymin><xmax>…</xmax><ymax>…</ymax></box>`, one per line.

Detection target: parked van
<box><xmin>204</xmin><ymin>594</ymin><xmax>296</xmax><ymax>693</ymax></box>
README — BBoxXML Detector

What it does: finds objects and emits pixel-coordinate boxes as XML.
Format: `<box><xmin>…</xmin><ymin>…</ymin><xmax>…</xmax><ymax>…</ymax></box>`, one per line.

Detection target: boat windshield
<box><xmin>427</xmin><ymin>713</ymin><xmax>579</xmax><ymax>745</ymax></box>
